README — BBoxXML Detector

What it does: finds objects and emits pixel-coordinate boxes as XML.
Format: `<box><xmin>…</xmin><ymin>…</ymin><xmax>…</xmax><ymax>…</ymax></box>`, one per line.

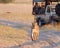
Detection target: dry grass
<box><xmin>0</xmin><ymin>25</ymin><xmax>28</xmax><ymax>47</ymax></box>
<box><xmin>42</xmin><ymin>23</ymin><xmax>60</xmax><ymax>31</ymax></box>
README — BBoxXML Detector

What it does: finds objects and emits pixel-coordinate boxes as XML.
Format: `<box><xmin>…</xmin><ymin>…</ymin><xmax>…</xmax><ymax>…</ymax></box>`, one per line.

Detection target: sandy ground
<box><xmin>0</xmin><ymin>3</ymin><xmax>33</xmax><ymax>25</ymax></box>
<box><xmin>0</xmin><ymin>3</ymin><xmax>60</xmax><ymax>48</ymax></box>
<box><xmin>0</xmin><ymin>3</ymin><xmax>32</xmax><ymax>14</ymax></box>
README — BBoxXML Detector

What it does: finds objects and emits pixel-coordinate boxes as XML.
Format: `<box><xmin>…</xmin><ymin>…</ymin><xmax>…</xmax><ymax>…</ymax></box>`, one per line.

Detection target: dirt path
<box><xmin>0</xmin><ymin>20</ymin><xmax>60</xmax><ymax>48</ymax></box>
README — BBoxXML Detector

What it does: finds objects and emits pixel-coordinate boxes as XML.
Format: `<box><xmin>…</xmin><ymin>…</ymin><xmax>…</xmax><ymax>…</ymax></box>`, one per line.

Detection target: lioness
<box><xmin>31</xmin><ymin>21</ymin><xmax>40</xmax><ymax>41</ymax></box>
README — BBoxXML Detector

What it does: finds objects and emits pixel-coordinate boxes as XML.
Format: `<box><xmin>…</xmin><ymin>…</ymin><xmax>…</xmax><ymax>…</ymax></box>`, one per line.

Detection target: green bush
<box><xmin>0</xmin><ymin>0</ymin><xmax>12</xmax><ymax>3</ymax></box>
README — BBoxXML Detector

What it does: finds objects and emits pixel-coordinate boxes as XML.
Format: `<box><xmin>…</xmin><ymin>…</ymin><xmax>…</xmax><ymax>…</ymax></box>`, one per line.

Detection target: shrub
<box><xmin>0</xmin><ymin>0</ymin><xmax>12</xmax><ymax>3</ymax></box>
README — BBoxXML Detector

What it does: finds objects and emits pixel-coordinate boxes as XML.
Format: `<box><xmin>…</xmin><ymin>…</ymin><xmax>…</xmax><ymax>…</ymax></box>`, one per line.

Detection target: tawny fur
<box><xmin>31</xmin><ymin>22</ymin><xmax>40</xmax><ymax>40</ymax></box>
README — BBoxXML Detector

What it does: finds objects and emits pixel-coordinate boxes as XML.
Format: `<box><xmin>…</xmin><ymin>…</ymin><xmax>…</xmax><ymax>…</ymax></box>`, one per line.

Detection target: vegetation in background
<box><xmin>0</xmin><ymin>0</ymin><xmax>13</xmax><ymax>3</ymax></box>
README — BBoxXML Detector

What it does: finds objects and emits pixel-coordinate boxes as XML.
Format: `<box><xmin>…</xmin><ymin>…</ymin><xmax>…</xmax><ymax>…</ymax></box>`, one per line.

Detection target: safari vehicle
<box><xmin>31</xmin><ymin>0</ymin><xmax>60</xmax><ymax>41</ymax></box>
<box><xmin>45</xmin><ymin>3</ymin><xmax>60</xmax><ymax>24</ymax></box>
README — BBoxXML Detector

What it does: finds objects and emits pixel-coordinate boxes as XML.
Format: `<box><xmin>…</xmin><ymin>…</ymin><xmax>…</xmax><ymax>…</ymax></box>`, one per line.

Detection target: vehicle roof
<box><xmin>33</xmin><ymin>0</ymin><xmax>59</xmax><ymax>2</ymax></box>
<box><xmin>33</xmin><ymin>0</ymin><xmax>44</xmax><ymax>2</ymax></box>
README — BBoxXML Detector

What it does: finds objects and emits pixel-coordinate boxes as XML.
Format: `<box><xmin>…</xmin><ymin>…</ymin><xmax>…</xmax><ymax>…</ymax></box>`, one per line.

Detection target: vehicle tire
<box><xmin>38</xmin><ymin>20</ymin><xmax>41</xmax><ymax>27</ymax></box>
<box><xmin>36</xmin><ymin>17</ymin><xmax>41</xmax><ymax>27</ymax></box>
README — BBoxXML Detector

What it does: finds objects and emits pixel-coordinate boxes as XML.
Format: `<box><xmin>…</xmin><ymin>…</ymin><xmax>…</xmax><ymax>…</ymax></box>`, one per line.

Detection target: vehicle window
<box><xmin>47</xmin><ymin>6</ymin><xmax>50</xmax><ymax>13</ymax></box>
